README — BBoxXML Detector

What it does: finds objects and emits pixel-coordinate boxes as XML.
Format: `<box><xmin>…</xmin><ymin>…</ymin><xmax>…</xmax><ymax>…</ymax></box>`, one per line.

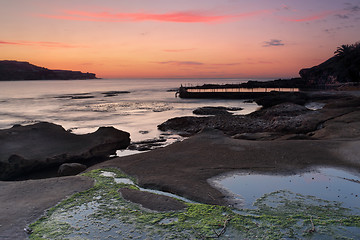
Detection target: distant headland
<box><xmin>0</xmin><ymin>60</ymin><xmax>97</xmax><ymax>80</ymax></box>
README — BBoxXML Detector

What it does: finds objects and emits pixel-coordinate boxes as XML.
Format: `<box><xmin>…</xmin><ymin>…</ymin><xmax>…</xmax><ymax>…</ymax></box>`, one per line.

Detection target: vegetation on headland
<box><xmin>0</xmin><ymin>60</ymin><xmax>97</xmax><ymax>80</ymax></box>
<box><xmin>299</xmin><ymin>42</ymin><xmax>360</xmax><ymax>86</ymax></box>
<box><xmin>29</xmin><ymin>168</ymin><xmax>360</xmax><ymax>240</ymax></box>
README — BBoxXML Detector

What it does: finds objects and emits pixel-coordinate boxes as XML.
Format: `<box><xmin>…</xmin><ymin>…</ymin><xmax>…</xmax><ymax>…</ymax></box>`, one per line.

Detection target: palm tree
<box><xmin>334</xmin><ymin>44</ymin><xmax>354</xmax><ymax>57</ymax></box>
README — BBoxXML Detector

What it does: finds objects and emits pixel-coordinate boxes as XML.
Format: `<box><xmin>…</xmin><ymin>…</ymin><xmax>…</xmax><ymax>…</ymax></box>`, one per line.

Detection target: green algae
<box><xmin>29</xmin><ymin>168</ymin><xmax>360</xmax><ymax>240</ymax></box>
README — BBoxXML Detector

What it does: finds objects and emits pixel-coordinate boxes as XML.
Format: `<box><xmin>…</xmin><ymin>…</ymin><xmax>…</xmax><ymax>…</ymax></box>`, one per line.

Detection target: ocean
<box><xmin>0</xmin><ymin>78</ymin><xmax>259</xmax><ymax>151</ymax></box>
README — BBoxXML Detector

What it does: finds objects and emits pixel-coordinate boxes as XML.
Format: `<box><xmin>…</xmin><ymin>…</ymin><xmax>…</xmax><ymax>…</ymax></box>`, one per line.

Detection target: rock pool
<box><xmin>210</xmin><ymin>167</ymin><xmax>360</xmax><ymax>212</ymax></box>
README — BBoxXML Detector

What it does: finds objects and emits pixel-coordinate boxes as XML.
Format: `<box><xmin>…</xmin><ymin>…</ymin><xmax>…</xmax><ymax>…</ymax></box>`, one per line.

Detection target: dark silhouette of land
<box><xmin>0</xmin><ymin>60</ymin><xmax>97</xmax><ymax>80</ymax></box>
<box><xmin>300</xmin><ymin>42</ymin><xmax>360</xmax><ymax>86</ymax></box>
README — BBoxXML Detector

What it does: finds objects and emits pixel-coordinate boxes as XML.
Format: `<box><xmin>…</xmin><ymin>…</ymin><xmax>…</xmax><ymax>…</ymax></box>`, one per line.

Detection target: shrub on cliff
<box><xmin>299</xmin><ymin>42</ymin><xmax>360</xmax><ymax>86</ymax></box>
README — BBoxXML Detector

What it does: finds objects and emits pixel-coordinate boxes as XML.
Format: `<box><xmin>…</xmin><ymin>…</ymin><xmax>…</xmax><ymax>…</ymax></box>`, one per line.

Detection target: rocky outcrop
<box><xmin>0</xmin><ymin>122</ymin><xmax>130</xmax><ymax>180</ymax></box>
<box><xmin>158</xmin><ymin>95</ymin><xmax>360</xmax><ymax>138</ymax></box>
<box><xmin>299</xmin><ymin>43</ymin><xmax>360</xmax><ymax>86</ymax></box>
<box><xmin>0</xmin><ymin>60</ymin><xmax>97</xmax><ymax>80</ymax></box>
<box><xmin>158</xmin><ymin>103</ymin><xmax>321</xmax><ymax>136</ymax></box>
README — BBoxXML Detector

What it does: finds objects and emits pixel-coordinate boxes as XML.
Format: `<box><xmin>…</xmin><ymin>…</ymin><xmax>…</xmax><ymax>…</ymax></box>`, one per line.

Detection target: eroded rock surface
<box><xmin>0</xmin><ymin>122</ymin><xmax>130</xmax><ymax>180</ymax></box>
<box><xmin>158</xmin><ymin>95</ymin><xmax>360</xmax><ymax>139</ymax></box>
<box><xmin>158</xmin><ymin>103</ymin><xmax>321</xmax><ymax>136</ymax></box>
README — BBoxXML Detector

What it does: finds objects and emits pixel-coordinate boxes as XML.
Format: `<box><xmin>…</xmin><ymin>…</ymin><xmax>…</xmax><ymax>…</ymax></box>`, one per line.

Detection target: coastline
<box><xmin>1</xmin><ymin>90</ymin><xmax>360</xmax><ymax>239</ymax></box>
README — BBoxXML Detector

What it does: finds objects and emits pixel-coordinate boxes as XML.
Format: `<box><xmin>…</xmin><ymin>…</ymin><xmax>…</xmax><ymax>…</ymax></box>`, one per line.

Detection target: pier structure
<box><xmin>177</xmin><ymin>84</ymin><xmax>299</xmax><ymax>99</ymax></box>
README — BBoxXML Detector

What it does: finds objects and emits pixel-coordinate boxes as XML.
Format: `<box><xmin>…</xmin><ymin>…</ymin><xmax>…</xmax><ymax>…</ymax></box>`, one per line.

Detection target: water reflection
<box><xmin>210</xmin><ymin>168</ymin><xmax>360</xmax><ymax>212</ymax></box>
<box><xmin>0</xmin><ymin>79</ymin><xmax>259</xmax><ymax>143</ymax></box>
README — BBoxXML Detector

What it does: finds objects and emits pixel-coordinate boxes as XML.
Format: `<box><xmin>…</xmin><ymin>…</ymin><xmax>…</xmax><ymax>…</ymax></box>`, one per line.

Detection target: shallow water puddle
<box><xmin>100</xmin><ymin>171</ymin><xmax>194</xmax><ymax>203</ymax></box>
<box><xmin>211</xmin><ymin>167</ymin><xmax>360</xmax><ymax>212</ymax></box>
<box><xmin>305</xmin><ymin>102</ymin><xmax>326</xmax><ymax>110</ymax></box>
<box><xmin>100</xmin><ymin>171</ymin><xmax>135</xmax><ymax>184</ymax></box>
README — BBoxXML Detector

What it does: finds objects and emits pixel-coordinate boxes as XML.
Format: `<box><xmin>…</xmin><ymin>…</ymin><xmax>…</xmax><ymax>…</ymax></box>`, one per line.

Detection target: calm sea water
<box><xmin>0</xmin><ymin>78</ymin><xmax>259</xmax><ymax>143</ymax></box>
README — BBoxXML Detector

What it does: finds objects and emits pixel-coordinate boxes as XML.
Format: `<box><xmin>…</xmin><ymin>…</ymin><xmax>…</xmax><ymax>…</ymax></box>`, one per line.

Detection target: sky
<box><xmin>0</xmin><ymin>0</ymin><xmax>359</xmax><ymax>79</ymax></box>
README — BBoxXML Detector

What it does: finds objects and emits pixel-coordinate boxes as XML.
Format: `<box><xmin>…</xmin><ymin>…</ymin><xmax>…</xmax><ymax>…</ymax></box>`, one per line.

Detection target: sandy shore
<box><xmin>1</xmin><ymin>91</ymin><xmax>360</xmax><ymax>239</ymax></box>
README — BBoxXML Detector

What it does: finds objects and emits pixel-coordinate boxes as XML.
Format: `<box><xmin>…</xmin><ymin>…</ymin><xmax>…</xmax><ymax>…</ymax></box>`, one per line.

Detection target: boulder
<box><xmin>0</xmin><ymin>122</ymin><xmax>130</xmax><ymax>180</ymax></box>
<box><xmin>58</xmin><ymin>163</ymin><xmax>87</xmax><ymax>176</ymax></box>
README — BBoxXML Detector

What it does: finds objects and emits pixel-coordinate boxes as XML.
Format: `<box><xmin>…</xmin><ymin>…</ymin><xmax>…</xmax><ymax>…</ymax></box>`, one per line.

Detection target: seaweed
<box><xmin>29</xmin><ymin>168</ymin><xmax>360</xmax><ymax>240</ymax></box>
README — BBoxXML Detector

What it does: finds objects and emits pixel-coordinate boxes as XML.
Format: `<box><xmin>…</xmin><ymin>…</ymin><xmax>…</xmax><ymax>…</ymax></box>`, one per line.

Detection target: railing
<box><xmin>185</xmin><ymin>87</ymin><xmax>299</xmax><ymax>93</ymax></box>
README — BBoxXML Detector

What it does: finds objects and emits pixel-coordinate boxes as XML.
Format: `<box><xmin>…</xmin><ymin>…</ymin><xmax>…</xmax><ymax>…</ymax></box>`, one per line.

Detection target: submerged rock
<box><xmin>128</xmin><ymin>138</ymin><xmax>168</xmax><ymax>151</ymax></box>
<box><xmin>0</xmin><ymin>122</ymin><xmax>130</xmax><ymax>180</ymax></box>
<box><xmin>102</xmin><ymin>91</ymin><xmax>130</xmax><ymax>97</ymax></box>
<box><xmin>193</xmin><ymin>106</ymin><xmax>242</xmax><ymax>115</ymax></box>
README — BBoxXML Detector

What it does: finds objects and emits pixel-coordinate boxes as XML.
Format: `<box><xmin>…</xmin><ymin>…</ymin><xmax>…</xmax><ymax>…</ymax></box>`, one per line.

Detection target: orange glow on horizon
<box><xmin>1</xmin><ymin>1</ymin><xmax>358</xmax><ymax>79</ymax></box>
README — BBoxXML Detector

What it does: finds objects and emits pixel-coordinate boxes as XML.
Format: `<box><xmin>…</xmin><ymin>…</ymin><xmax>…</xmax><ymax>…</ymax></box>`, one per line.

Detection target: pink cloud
<box><xmin>0</xmin><ymin>41</ymin><xmax>23</xmax><ymax>45</ymax></box>
<box><xmin>210</xmin><ymin>63</ymin><xmax>241</xmax><ymax>66</ymax></box>
<box><xmin>156</xmin><ymin>61</ymin><xmax>204</xmax><ymax>66</ymax></box>
<box><xmin>39</xmin><ymin>9</ymin><xmax>270</xmax><ymax>23</ymax></box>
<box><xmin>0</xmin><ymin>40</ymin><xmax>81</xmax><ymax>48</ymax></box>
<box><xmin>163</xmin><ymin>48</ymin><xmax>196</xmax><ymax>52</ymax></box>
<box><xmin>282</xmin><ymin>11</ymin><xmax>335</xmax><ymax>22</ymax></box>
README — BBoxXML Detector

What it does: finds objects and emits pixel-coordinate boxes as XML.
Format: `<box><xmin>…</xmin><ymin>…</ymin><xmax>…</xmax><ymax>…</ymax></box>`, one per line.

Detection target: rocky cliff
<box><xmin>0</xmin><ymin>60</ymin><xmax>97</xmax><ymax>80</ymax></box>
<box><xmin>299</xmin><ymin>42</ymin><xmax>360</xmax><ymax>86</ymax></box>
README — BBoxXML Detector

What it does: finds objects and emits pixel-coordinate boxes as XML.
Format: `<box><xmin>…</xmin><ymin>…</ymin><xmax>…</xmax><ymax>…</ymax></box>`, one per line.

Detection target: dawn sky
<box><xmin>1</xmin><ymin>0</ymin><xmax>359</xmax><ymax>78</ymax></box>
